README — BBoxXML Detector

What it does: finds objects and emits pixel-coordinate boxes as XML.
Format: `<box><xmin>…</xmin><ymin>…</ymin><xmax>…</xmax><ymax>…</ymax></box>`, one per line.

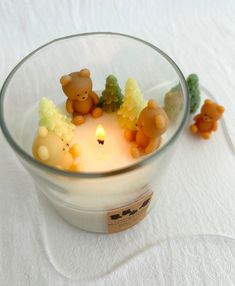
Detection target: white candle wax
<box><xmin>30</xmin><ymin>102</ymin><xmax>171</xmax><ymax>233</ymax></box>
<box><xmin>71</xmin><ymin>113</ymin><xmax>136</xmax><ymax>172</ymax></box>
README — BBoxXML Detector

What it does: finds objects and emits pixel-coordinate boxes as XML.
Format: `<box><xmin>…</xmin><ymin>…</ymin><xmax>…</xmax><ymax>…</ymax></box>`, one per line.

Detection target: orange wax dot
<box><xmin>70</xmin><ymin>144</ymin><xmax>81</xmax><ymax>158</ymax></box>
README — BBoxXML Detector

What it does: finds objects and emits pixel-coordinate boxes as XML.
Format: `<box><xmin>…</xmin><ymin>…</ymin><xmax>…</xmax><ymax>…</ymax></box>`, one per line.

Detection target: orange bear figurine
<box><xmin>125</xmin><ymin>99</ymin><xmax>169</xmax><ymax>158</ymax></box>
<box><xmin>60</xmin><ymin>68</ymin><xmax>102</xmax><ymax>125</ymax></box>
<box><xmin>190</xmin><ymin>99</ymin><xmax>225</xmax><ymax>139</ymax></box>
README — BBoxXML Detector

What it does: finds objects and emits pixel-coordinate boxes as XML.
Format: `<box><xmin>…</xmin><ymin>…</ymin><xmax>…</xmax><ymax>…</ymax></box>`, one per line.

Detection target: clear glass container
<box><xmin>0</xmin><ymin>33</ymin><xmax>189</xmax><ymax>233</ymax></box>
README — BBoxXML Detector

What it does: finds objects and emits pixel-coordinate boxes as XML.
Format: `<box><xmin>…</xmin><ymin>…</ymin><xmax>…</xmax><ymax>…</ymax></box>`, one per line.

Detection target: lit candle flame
<box><xmin>96</xmin><ymin>124</ymin><xmax>105</xmax><ymax>145</ymax></box>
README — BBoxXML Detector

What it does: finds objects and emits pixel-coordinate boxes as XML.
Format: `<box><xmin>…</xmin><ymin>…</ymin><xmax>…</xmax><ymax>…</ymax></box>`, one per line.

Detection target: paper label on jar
<box><xmin>107</xmin><ymin>191</ymin><xmax>153</xmax><ymax>233</ymax></box>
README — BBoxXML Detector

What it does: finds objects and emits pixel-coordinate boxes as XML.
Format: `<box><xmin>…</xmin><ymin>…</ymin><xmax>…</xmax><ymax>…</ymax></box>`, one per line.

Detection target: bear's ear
<box><xmin>37</xmin><ymin>126</ymin><xmax>48</xmax><ymax>137</ymax></box>
<box><xmin>204</xmin><ymin>99</ymin><xmax>213</xmax><ymax>105</ymax></box>
<box><xmin>60</xmin><ymin>75</ymin><xmax>72</xmax><ymax>86</ymax></box>
<box><xmin>216</xmin><ymin>105</ymin><xmax>225</xmax><ymax>114</ymax></box>
<box><xmin>78</xmin><ymin>68</ymin><xmax>90</xmax><ymax>78</ymax></box>
<box><xmin>147</xmin><ymin>99</ymin><xmax>157</xmax><ymax>109</ymax></box>
<box><xmin>38</xmin><ymin>145</ymin><xmax>49</xmax><ymax>161</ymax></box>
<box><xmin>155</xmin><ymin>115</ymin><xmax>165</xmax><ymax>129</ymax></box>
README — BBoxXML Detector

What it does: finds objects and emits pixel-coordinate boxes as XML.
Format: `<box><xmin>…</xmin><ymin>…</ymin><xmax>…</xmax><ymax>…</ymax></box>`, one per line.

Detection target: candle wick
<box><xmin>97</xmin><ymin>139</ymin><xmax>105</xmax><ymax>145</ymax></box>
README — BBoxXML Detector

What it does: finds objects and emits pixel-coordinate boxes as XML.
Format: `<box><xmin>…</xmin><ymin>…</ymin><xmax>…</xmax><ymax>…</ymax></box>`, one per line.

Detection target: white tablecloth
<box><xmin>0</xmin><ymin>1</ymin><xmax>235</xmax><ymax>285</ymax></box>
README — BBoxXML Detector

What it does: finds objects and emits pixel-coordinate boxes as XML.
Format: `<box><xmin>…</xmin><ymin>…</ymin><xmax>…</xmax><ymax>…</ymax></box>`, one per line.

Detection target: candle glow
<box><xmin>96</xmin><ymin>124</ymin><xmax>106</xmax><ymax>145</ymax></box>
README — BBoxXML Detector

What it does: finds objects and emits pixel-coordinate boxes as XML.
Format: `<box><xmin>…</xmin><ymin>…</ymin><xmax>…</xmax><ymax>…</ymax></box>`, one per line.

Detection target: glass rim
<box><xmin>0</xmin><ymin>32</ymin><xmax>190</xmax><ymax>178</ymax></box>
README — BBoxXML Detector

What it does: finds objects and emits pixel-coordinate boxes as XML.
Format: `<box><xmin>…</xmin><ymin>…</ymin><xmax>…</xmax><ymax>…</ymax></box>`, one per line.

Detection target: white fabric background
<box><xmin>0</xmin><ymin>1</ymin><xmax>235</xmax><ymax>285</ymax></box>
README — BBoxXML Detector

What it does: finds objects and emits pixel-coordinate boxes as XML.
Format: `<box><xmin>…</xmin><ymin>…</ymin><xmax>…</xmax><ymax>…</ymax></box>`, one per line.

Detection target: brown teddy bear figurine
<box><xmin>190</xmin><ymin>99</ymin><xmax>225</xmax><ymax>139</ymax></box>
<box><xmin>125</xmin><ymin>99</ymin><xmax>169</xmax><ymax>158</ymax></box>
<box><xmin>60</xmin><ymin>68</ymin><xmax>103</xmax><ymax>125</ymax></box>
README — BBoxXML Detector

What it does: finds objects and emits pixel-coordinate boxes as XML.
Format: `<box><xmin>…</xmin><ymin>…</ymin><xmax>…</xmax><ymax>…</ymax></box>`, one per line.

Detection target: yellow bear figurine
<box><xmin>125</xmin><ymin>99</ymin><xmax>169</xmax><ymax>158</ymax></box>
<box><xmin>32</xmin><ymin>126</ymin><xmax>81</xmax><ymax>171</ymax></box>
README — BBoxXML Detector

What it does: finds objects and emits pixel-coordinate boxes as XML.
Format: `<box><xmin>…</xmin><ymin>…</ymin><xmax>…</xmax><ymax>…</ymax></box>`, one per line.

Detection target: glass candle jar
<box><xmin>0</xmin><ymin>33</ymin><xmax>189</xmax><ymax>233</ymax></box>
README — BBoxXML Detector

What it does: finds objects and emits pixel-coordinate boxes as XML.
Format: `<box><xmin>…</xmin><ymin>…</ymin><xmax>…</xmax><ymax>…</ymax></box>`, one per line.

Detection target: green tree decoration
<box><xmin>98</xmin><ymin>75</ymin><xmax>123</xmax><ymax>112</ymax></box>
<box><xmin>164</xmin><ymin>73</ymin><xmax>201</xmax><ymax>121</ymax></box>
<box><xmin>117</xmin><ymin>77</ymin><xmax>146</xmax><ymax>131</ymax></box>
<box><xmin>187</xmin><ymin>74</ymin><xmax>200</xmax><ymax>114</ymax></box>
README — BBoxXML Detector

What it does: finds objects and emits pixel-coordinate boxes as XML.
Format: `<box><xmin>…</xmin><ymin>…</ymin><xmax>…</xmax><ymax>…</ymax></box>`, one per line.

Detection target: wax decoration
<box><xmin>118</xmin><ymin>77</ymin><xmax>146</xmax><ymax>131</ymax></box>
<box><xmin>187</xmin><ymin>74</ymin><xmax>200</xmax><ymax>114</ymax></box>
<box><xmin>32</xmin><ymin>70</ymin><xmax>173</xmax><ymax>172</ymax></box>
<box><xmin>190</xmin><ymin>99</ymin><xmax>225</xmax><ymax>139</ymax></box>
<box><xmin>32</xmin><ymin>126</ymin><xmax>81</xmax><ymax>171</ymax></box>
<box><xmin>164</xmin><ymin>73</ymin><xmax>201</xmax><ymax>121</ymax></box>
<box><xmin>125</xmin><ymin>99</ymin><xmax>169</xmax><ymax>158</ymax></box>
<box><xmin>98</xmin><ymin>75</ymin><xmax>123</xmax><ymax>112</ymax></box>
<box><xmin>170</xmin><ymin>83</ymin><xmax>181</xmax><ymax>93</ymax></box>
<box><xmin>164</xmin><ymin>89</ymin><xmax>183</xmax><ymax>121</ymax></box>
<box><xmin>39</xmin><ymin>97</ymin><xmax>75</xmax><ymax>142</ymax></box>
<box><xmin>60</xmin><ymin>68</ymin><xmax>102</xmax><ymax>125</ymax></box>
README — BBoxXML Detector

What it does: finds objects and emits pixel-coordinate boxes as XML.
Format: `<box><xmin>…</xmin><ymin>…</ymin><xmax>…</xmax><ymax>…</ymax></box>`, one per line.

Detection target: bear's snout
<box><xmin>203</xmin><ymin>114</ymin><xmax>211</xmax><ymax>122</ymax></box>
<box><xmin>76</xmin><ymin>93</ymin><xmax>88</xmax><ymax>101</ymax></box>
